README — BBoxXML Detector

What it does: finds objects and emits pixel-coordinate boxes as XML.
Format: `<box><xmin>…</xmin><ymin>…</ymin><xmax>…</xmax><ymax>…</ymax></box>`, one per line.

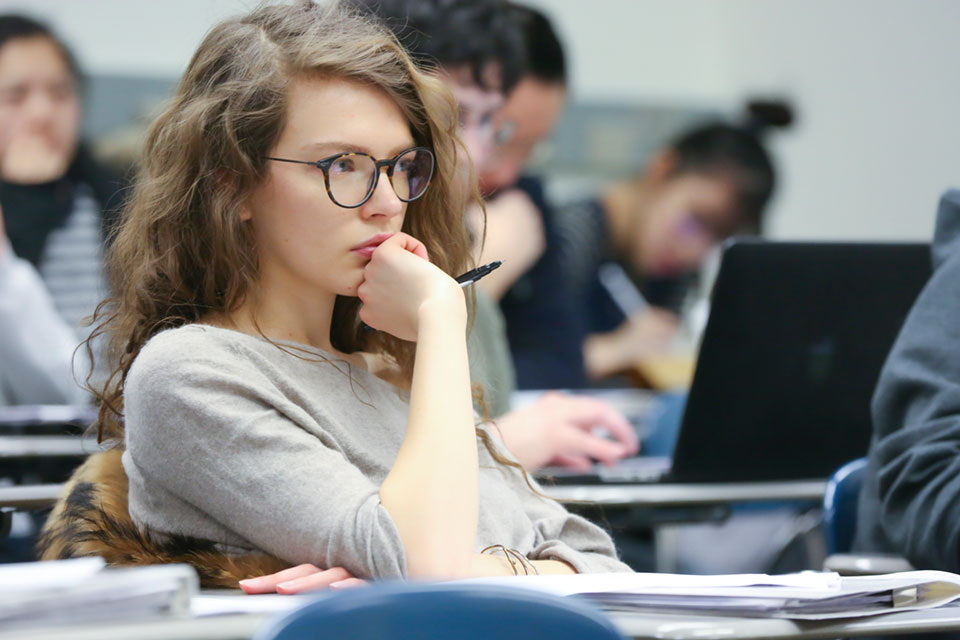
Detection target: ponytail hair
<box><xmin>668</xmin><ymin>99</ymin><xmax>794</xmax><ymax>232</ymax></box>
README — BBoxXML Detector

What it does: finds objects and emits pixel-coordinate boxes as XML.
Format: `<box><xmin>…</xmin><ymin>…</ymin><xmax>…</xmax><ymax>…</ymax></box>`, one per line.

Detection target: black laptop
<box><xmin>542</xmin><ymin>239</ymin><xmax>932</xmax><ymax>484</ymax></box>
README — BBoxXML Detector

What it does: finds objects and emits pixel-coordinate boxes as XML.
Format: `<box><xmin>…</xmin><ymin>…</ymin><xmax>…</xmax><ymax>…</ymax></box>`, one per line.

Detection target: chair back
<box><xmin>253</xmin><ymin>582</ymin><xmax>626</xmax><ymax>640</ymax></box>
<box><xmin>822</xmin><ymin>457</ymin><xmax>868</xmax><ymax>555</ymax></box>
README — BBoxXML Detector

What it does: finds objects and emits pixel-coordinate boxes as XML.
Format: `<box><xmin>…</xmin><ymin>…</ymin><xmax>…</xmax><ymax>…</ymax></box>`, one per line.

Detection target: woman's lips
<box><xmin>351</xmin><ymin>232</ymin><xmax>394</xmax><ymax>258</ymax></box>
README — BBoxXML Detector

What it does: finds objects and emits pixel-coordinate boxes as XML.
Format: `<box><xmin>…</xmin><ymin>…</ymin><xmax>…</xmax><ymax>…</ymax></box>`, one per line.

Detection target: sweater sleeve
<box><xmin>481</xmin><ymin>428</ymin><xmax>632</xmax><ymax>573</ymax></box>
<box><xmin>123</xmin><ymin>332</ymin><xmax>408</xmax><ymax>579</ymax></box>
<box><xmin>867</xmin><ymin>189</ymin><xmax>960</xmax><ymax>571</ymax></box>
<box><xmin>0</xmin><ymin>242</ymin><xmax>90</xmax><ymax>405</ymax></box>
<box><xmin>521</xmin><ymin>484</ymin><xmax>633</xmax><ymax>573</ymax></box>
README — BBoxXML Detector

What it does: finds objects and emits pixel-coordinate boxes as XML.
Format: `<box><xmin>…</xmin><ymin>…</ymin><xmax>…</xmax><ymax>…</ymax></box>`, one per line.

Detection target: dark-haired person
<box><xmin>0</xmin><ymin>14</ymin><xmax>123</xmax><ymax>405</ymax></box>
<box><xmin>351</xmin><ymin>0</ymin><xmax>638</xmax><ymax>471</ymax></box>
<box><xmin>472</xmin><ymin>3</ymin><xmax>586</xmax><ymax>390</ymax></box>
<box><xmin>350</xmin><ymin>0</ymin><xmax>525</xmax><ymax>173</ymax></box>
<box><xmin>572</xmin><ymin>105</ymin><xmax>791</xmax><ymax>382</ymax></box>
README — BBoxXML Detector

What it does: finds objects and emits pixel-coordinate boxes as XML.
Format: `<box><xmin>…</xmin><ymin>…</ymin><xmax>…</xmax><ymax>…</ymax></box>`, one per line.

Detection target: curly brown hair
<box><xmin>87</xmin><ymin>0</ymin><xmax>482</xmax><ymax>442</ymax></box>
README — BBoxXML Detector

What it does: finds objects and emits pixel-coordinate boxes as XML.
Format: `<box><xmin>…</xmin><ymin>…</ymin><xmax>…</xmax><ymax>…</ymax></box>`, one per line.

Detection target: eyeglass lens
<box><xmin>328</xmin><ymin>149</ymin><xmax>433</xmax><ymax>207</ymax></box>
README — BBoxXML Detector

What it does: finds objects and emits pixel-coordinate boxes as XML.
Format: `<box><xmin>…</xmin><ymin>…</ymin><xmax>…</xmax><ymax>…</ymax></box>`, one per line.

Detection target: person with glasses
<box><xmin>38</xmin><ymin>0</ymin><xmax>631</xmax><ymax>587</ymax></box>
<box><xmin>569</xmin><ymin>106</ymin><xmax>791</xmax><ymax>383</ymax></box>
<box><xmin>0</xmin><ymin>14</ymin><xmax>124</xmax><ymax>406</ymax></box>
<box><xmin>349</xmin><ymin>0</ymin><xmax>638</xmax><ymax>474</ymax></box>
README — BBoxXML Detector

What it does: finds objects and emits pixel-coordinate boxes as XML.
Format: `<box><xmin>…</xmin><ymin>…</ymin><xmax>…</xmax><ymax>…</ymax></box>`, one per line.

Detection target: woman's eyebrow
<box><xmin>301</xmin><ymin>141</ymin><xmax>370</xmax><ymax>156</ymax></box>
<box><xmin>301</xmin><ymin>141</ymin><xmax>418</xmax><ymax>158</ymax></box>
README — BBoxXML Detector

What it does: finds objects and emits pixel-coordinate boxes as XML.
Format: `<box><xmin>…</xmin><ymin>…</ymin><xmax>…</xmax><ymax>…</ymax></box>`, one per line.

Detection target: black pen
<box><xmin>455</xmin><ymin>260</ymin><xmax>502</xmax><ymax>287</ymax></box>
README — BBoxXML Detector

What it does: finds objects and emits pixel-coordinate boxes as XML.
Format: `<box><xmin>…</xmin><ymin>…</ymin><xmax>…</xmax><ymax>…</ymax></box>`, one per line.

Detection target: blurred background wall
<box><xmin>5</xmin><ymin>0</ymin><xmax>959</xmax><ymax>242</ymax></box>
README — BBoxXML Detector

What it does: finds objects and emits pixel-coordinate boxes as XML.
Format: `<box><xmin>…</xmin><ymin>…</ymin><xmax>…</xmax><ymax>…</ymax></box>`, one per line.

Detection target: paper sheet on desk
<box><xmin>0</xmin><ymin>559</ymin><xmax>197</xmax><ymax>629</ymax></box>
<box><xmin>454</xmin><ymin>571</ymin><xmax>842</xmax><ymax>597</ymax></box>
<box><xmin>452</xmin><ymin>571</ymin><xmax>960</xmax><ymax>620</ymax></box>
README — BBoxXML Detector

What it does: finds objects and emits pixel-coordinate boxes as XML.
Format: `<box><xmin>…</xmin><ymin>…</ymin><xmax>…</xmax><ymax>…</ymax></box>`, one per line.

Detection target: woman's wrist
<box><xmin>417</xmin><ymin>282</ymin><xmax>467</xmax><ymax>329</ymax></box>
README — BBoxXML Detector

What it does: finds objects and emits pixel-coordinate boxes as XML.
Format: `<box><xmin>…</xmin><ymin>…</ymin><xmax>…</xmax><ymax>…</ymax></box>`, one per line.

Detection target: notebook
<box><xmin>541</xmin><ymin>239</ymin><xmax>932</xmax><ymax>485</ymax></box>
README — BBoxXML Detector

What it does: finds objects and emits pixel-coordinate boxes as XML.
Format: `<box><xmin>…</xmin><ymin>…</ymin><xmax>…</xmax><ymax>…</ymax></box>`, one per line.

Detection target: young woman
<box><xmin>0</xmin><ymin>14</ymin><xmax>124</xmax><ymax>406</ymax></box>
<box><xmin>38</xmin><ymin>1</ymin><xmax>629</xmax><ymax>584</ymax></box>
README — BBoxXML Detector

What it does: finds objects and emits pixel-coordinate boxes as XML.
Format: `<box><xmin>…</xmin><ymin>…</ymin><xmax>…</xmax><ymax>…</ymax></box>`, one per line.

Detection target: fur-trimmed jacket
<box><xmin>37</xmin><ymin>449</ymin><xmax>290</xmax><ymax>588</ymax></box>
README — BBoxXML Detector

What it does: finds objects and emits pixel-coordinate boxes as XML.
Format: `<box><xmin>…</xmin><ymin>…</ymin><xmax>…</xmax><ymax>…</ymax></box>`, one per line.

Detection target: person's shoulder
<box><xmin>141</xmin><ymin>323</ymin><xmax>238</xmax><ymax>359</ymax></box>
<box><xmin>129</xmin><ymin>324</ymin><xmax>247</xmax><ymax>387</ymax></box>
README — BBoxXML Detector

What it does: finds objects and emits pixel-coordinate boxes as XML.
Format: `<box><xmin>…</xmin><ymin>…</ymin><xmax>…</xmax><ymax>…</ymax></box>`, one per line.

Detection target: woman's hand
<box><xmin>585</xmin><ymin>308</ymin><xmax>680</xmax><ymax>380</ymax></box>
<box><xmin>358</xmin><ymin>232</ymin><xmax>465</xmax><ymax>341</ymax></box>
<box><xmin>493</xmin><ymin>392</ymin><xmax>639</xmax><ymax>471</ymax></box>
<box><xmin>238</xmin><ymin>564</ymin><xmax>367</xmax><ymax>595</ymax></box>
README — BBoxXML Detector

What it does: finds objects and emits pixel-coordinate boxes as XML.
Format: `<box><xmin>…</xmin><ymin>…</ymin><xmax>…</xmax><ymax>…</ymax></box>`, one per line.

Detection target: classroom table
<box><xmin>0</xmin><ymin>483</ymin><xmax>64</xmax><ymax>509</ymax></box>
<box><xmin>542</xmin><ymin>479</ymin><xmax>827</xmax><ymax>572</ymax></box>
<box><xmin>3</xmin><ymin>597</ymin><xmax>960</xmax><ymax>640</ymax></box>
<box><xmin>0</xmin><ymin>479</ymin><xmax>828</xmax><ymax>572</ymax></box>
<box><xmin>0</xmin><ymin>435</ymin><xmax>93</xmax><ymax>458</ymax></box>
<box><xmin>541</xmin><ymin>479</ymin><xmax>827</xmax><ymax>508</ymax></box>
<box><xmin>2</xmin><ymin>479</ymin><xmax>827</xmax><ymax>513</ymax></box>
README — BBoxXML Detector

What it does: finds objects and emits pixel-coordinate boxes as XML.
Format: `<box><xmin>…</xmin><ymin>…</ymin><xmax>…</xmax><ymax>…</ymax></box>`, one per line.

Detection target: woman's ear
<box><xmin>239</xmin><ymin>203</ymin><xmax>253</xmax><ymax>222</ymax></box>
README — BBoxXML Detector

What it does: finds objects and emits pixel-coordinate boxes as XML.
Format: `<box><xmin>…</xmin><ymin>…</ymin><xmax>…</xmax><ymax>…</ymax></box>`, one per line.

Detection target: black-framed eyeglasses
<box><xmin>266</xmin><ymin>146</ymin><xmax>435</xmax><ymax>209</ymax></box>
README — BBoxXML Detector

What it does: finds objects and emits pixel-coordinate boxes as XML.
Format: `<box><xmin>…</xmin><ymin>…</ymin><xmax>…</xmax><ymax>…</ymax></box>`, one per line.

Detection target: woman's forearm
<box><xmin>380</xmin><ymin>290</ymin><xmax>478</xmax><ymax>579</ymax></box>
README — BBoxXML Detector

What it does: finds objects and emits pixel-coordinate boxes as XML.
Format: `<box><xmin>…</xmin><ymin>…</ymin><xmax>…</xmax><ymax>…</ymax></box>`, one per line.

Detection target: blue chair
<box><xmin>821</xmin><ymin>457</ymin><xmax>914</xmax><ymax>574</ymax></box>
<box><xmin>252</xmin><ymin>582</ymin><xmax>627</xmax><ymax>640</ymax></box>
<box><xmin>822</xmin><ymin>457</ymin><xmax>868</xmax><ymax>555</ymax></box>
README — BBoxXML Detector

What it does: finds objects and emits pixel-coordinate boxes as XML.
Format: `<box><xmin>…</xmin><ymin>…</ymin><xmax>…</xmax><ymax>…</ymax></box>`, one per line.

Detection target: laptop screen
<box><xmin>669</xmin><ymin>240</ymin><xmax>931</xmax><ymax>483</ymax></box>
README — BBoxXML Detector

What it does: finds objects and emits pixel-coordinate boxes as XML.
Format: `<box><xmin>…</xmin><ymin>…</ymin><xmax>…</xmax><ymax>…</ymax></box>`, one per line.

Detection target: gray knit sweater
<box><xmin>122</xmin><ymin>324</ymin><xmax>631</xmax><ymax>579</ymax></box>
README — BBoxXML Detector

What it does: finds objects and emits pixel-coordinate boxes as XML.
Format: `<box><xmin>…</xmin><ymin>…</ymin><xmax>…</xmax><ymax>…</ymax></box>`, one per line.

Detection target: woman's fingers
<box><xmin>276</xmin><ymin>568</ymin><xmax>365</xmax><ymax>595</ymax></box>
<box><xmin>238</xmin><ymin>565</ymin><xmax>353</xmax><ymax>595</ymax></box>
<box><xmin>329</xmin><ymin>577</ymin><xmax>369</xmax><ymax>590</ymax></box>
<box><xmin>387</xmin><ymin>232</ymin><xmax>430</xmax><ymax>261</ymax></box>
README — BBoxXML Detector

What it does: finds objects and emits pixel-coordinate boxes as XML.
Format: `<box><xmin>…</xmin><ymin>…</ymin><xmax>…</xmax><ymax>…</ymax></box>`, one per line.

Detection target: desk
<box><xmin>0</xmin><ymin>479</ymin><xmax>829</xmax><ymax>511</ymax></box>
<box><xmin>3</xmin><ymin>601</ymin><xmax>960</xmax><ymax>640</ymax></box>
<box><xmin>542</xmin><ymin>480</ymin><xmax>827</xmax><ymax>508</ymax></box>
<box><xmin>0</xmin><ymin>435</ymin><xmax>93</xmax><ymax>458</ymax></box>
<box><xmin>609</xmin><ymin>604</ymin><xmax>960</xmax><ymax>639</ymax></box>
<box><xmin>0</xmin><ymin>483</ymin><xmax>63</xmax><ymax>509</ymax></box>
<box><xmin>542</xmin><ymin>480</ymin><xmax>827</xmax><ymax>572</ymax></box>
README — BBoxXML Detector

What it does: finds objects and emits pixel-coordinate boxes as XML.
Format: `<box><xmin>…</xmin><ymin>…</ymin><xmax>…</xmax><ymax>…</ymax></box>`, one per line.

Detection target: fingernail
<box><xmin>330</xmin><ymin>580</ymin><xmax>348</xmax><ymax>590</ymax></box>
<box><xmin>239</xmin><ymin>578</ymin><xmax>258</xmax><ymax>586</ymax></box>
<box><xmin>277</xmin><ymin>581</ymin><xmax>295</xmax><ymax>590</ymax></box>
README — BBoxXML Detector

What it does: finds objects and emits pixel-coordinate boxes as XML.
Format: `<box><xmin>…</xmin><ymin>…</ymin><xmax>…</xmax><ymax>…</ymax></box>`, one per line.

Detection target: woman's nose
<box><xmin>361</xmin><ymin>169</ymin><xmax>404</xmax><ymax>219</ymax></box>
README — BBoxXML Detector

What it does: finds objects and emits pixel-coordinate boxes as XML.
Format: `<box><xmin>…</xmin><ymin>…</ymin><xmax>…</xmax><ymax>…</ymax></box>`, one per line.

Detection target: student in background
<box><xmin>856</xmin><ymin>189</ymin><xmax>960</xmax><ymax>571</ymax></box>
<box><xmin>0</xmin><ymin>15</ymin><xmax>123</xmax><ymax>406</ymax></box>
<box><xmin>350</xmin><ymin>0</ymin><xmax>524</xmax><ymax>417</ymax></box>
<box><xmin>39</xmin><ymin>0</ymin><xmax>631</xmax><ymax>587</ymax></box>
<box><xmin>566</xmin><ymin>104</ymin><xmax>791</xmax><ymax>383</ymax></box>
<box><xmin>472</xmin><ymin>3</ymin><xmax>587</xmax><ymax>390</ymax></box>
<box><xmin>352</xmin><ymin>0</ymin><xmax>638</xmax><ymax>472</ymax></box>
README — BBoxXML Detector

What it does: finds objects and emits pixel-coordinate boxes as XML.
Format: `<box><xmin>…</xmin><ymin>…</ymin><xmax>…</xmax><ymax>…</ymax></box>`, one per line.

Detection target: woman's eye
<box><xmin>330</xmin><ymin>157</ymin><xmax>356</xmax><ymax>174</ymax></box>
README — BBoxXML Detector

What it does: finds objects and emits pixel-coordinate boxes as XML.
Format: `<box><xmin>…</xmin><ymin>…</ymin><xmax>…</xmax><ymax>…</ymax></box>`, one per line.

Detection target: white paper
<box><xmin>451</xmin><ymin>571</ymin><xmax>842</xmax><ymax>597</ymax></box>
<box><xmin>193</xmin><ymin>593</ymin><xmax>315</xmax><ymax>617</ymax></box>
<box><xmin>451</xmin><ymin>570</ymin><xmax>960</xmax><ymax>620</ymax></box>
<box><xmin>0</xmin><ymin>557</ymin><xmax>105</xmax><ymax>593</ymax></box>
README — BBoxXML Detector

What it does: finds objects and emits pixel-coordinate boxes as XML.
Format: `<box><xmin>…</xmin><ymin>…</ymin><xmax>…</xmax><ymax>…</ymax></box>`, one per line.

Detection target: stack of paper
<box><xmin>455</xmin><ymin>570</ymin><xmax>960</xmax><ymax>620</ymax></box>
<box><xmin>0</xmin><ymin>557</ymin><xmax>198</xmax><ymax>629</ymax></box>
